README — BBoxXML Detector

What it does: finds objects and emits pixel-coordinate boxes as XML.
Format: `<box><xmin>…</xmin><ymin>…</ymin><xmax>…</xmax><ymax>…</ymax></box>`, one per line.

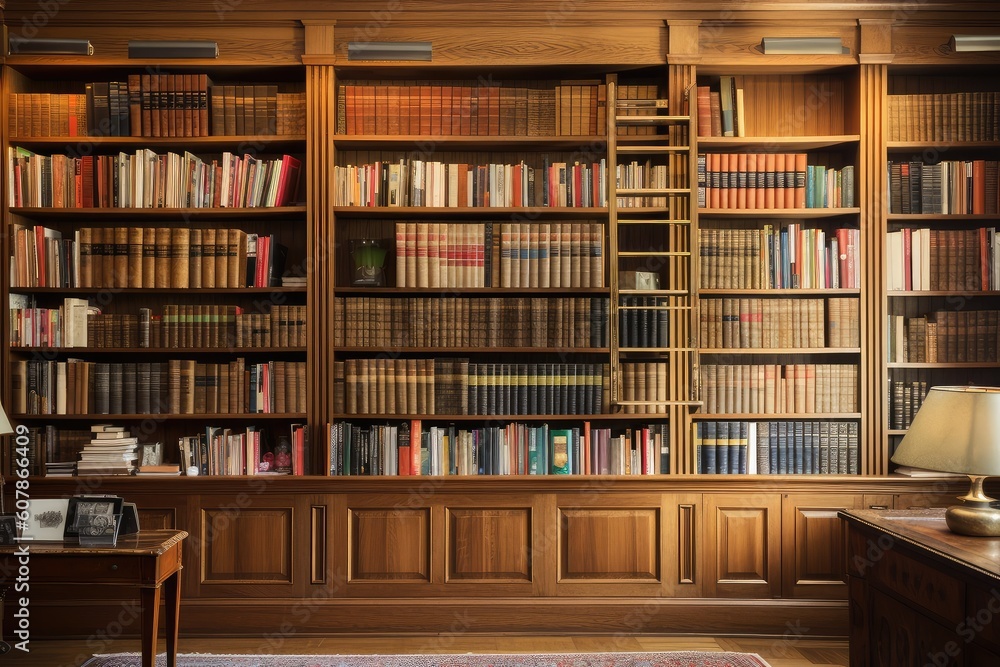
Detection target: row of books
<box><xmin>9</xmin><ymin>299</ymin><xmax>306</xmax><ymax>349</ymax></box>
<box><xmin>179</xmin><ymin>423</ymin><xmax>307</xmax><ymax>476</ymax></box>
<box><xmin>618</xmin><ymin>297</ymin><xmax>670</xmax><ymax>349</ymax></box>
<box><xmin>333</xmin><ymin>158</ymin><xmax>607</xmax><ymax>208</ymax></box>
<box><xmin>887</xmin><ymin>160</ymin><xmax>1000</xmax><ymax>215</ymax></box>
<box><xmin>337</xmin><ymin>80</ymin><xmax>606</xmax><ymax>136</ymax></box>
<box><xmin>694</xmin><ymin>420</ymin><xmax>859</xmax><ymax>475</ymax></box>
<box><xmin>889</xmin><ymin>370</ymin><xmax>929</xmax><ymax>430</ymax></box>
<box><xmin>498</xmin><ymin>222</ymin><xmax>604</xmax><ymax>288</ymax></box>
<box><xmin>332</xmin><ymin>296</ymin><xmax>607</xmax><ymax>349</ymax></box>
<box><xmin>615</xmin><ymin>161</ymin><xmax>670</xmax><ymax>207</ymax></box>
<box><xmin>8</xmin><ymin>147</ymin><xmax>302</xmax><ymax>208</ymax></box>
<box><xmin>327</xmin><ymin>420</ymin><xmax>669</xmax><ymax>477</ymax></box>
<box><xmin>696</xmin><ymin>78</ymin><xmax>745</xmax><ymax>138</ymax></box>
<box><xmin>698</xmin><ymin>153</ymin><xmax>855</xmax><ymax>209</ymax></box>
<box><xmin>888</xmin><ymin>311</ymin><xmax>1000</xmax><ymax>363</ymax></box>
<box><xmin>11</xmin><ymin>226</ymin><xmax>288</xmax><ymax>289</ymax></box>
<box><xmin>334</xmin><ymin>358</ymin><xmax>611</xmax><ymax>417</ymax></box>
<box><xmin>699</xmin><ymin>297</ymin><xmax>859</xmax><ymax>349</ymax></box>
<box><xmin>699</xmin><ymin>363</ymin><xmax>859</xmax><ymax>415</ymax></box>
<box><xmin>886</xmin><ymin>92</ymin><xmax>1000</xmax><ymax>143</ymax></box>
<box><xmin>392</xmin><ymin>222</ymin><xmax>605</xmax><ymax>289</ymax></box>
<box><xmin>885</xmin><ymin>227</ymin><xmax>999</xmax><ymax>292</ymax></box>
<box><xmin>618</xmin><ymin>362</ymin><xmax>670</xmax><ymax>415</ymax></box>
<box><xmin>8</xmin><ymin>84</ymin><xmax>306</xmax><ymax>138</ymax></box>
<box><xmin>9</xmin><ymin>358</ymin><xmax>307</xmax><ymax>416</ymax></box>
<box><xmin>615</xmin><ymin>84</ymin><xmax>666</xmax><ymax>136</ymax></box>
<box><xmin>208</xmin><ymin>86</ymin><xmax>306</xmax><ymax>137</ymax></box>
<box><xmin>699</xmin><ymin>225</ymin><xmax>861</xmax><ymax>290</ymax></box>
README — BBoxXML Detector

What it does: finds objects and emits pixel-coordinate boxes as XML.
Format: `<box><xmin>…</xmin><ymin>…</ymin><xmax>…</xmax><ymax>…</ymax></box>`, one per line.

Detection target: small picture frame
<box><xmin>0</xmin><ymin>515</ymin><xmax>18</xmax><ymax>545</ymax></box>
<box><xmin>64</xmin><ymin>495</ymin><xmax>124</xmax><ymax>541</ymax></box>
<box><xmin>140</xmin><ymin>442</ymin><xmax>163</xmax><ymax>467</ymax></box>
<box><xmin>19</xmin><ymin>498</ymin><xmax>70</xmax><ymax>542</ymax></box>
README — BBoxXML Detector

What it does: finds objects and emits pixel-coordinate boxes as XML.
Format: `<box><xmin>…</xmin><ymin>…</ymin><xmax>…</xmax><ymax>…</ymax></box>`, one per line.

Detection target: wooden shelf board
<box><xmin>698</xmin><ymin>208</ymin><xmax>860</xmax><ymax>218</ymax></box>
<box><xmin>14</xmin><ymin>413</ymin><xmax>305</xmax><ymax>420</ymax></box>
<box><xmin>9</xmin><ymin>287</ymin><xmax>306</xmax><ymax>295</ymax></box>
<box><xmin>698</xmin><ymin>288</ymin><xmax>860</xmax><ymax>296</ymax></box>
<box><xmin>692</xmin><ymin>413</ymin><xmax>861</xmax><ymax>420</ymax></box>
<box><xmin>333</xmin><ymin>206</ymin><xmax>608</xmax><ymax>217</ymax></box>
<box><xmin>333</xmin><ymin>287</ymin><xmax>610</xmax><ymax>295</ymax></box>
<box><xmin>12</xmin><ymin>347</ymin><xmax>307</xmax><ymax>354</ymax></box>
<box><xmin>698</xmin><ymin>348</ymin><xmax>861</xmax><ymax>354</ymax></box>
<box><xmin>10</xmin><ymin>206</ymin><xmax>307</xmax><ymax>219</ymax></box>
<box><xmin>697</xmin><ymin>135</ymin><xmax>860</xmax><ymax>150</ymax></box>
<box><xmin>334</xmin><ymin>134</ymin><xmax>606</xmax><ymax>148</ymax></box>
<box><xmin>887</xmin><ymin>362</ymin><xmax>1000</xmax><ymax>368</ymax></box>
<box><xmin>888</xmin><ymin>290</ymin><xmax>1000</xmax><ymax>297</ymax></box>
<box><xmin>887</xmin><ymin>213</ymin><xmax>1000</xmax><ymax>221</ymax></box>
<box><xmin>335</xmin><ymin>347</ymin><xmax>610</xmax><ymax>354</ymax></box>
<box><xmin>333</xmin><ymin>413</ymin><xmax>672</xmax><ymax>421</ymax></box>
<box><xmin>887</xmin><ymin>141</ymin><xmax>1000</xmax><ymax>151</ymax></box>
<box><xmin>11</xmin><ymin>135</ymin><xmax>306</xmax><ymax>148</ymax></box>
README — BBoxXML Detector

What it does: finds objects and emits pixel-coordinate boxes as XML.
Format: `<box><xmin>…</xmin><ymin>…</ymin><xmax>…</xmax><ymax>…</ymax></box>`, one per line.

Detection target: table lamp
<box><xmin>0</xmin><ymin>399</ymin><xmax>14</xmax><ymax>514</ymax></box>
<box><xmin>891</xmin><ymin>386</ymin><xmax>1000</xmax><ymax>536</ymax></box>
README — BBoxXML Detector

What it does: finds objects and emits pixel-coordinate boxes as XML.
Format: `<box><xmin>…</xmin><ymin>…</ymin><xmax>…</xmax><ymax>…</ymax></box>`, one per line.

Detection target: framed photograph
<box><xmin>0</xmin><ymin>515</ymin><xmax>18</xmax><ymax>545</ymax></box>
<box><xmin>19</xmin><ymin>498</ymin><xmax>70</xmax><ymax>542</ymax></box>
<box><xmin>140</xmin><ymin>442</ymin><xmax>163</xmax><ymax>467</ymax></box>
<box><xmin>64</xmin><ymin>495</ymin><xmax>124</xmax><ymax>540</ymax></box>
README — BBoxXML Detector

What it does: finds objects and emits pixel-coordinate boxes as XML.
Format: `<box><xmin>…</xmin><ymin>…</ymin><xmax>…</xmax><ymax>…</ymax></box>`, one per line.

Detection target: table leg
<box><xmin>163</xmin><ymin>570</ymin><xmax>182</xmax><ymax>667</ymax></box>
<box><xmin>139</xmin><ymin>585</ymin><xmax>162</xmax><ymax>667</ymax></box>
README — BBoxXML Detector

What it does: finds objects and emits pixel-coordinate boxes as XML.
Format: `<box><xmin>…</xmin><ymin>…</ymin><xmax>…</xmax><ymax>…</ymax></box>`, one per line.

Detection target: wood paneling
<box><xmin>704</xmin><ymin>494</ymin><xmax>780</xmax><ymax>598</ymax></box>
<box><xmin>200</xmin><ymin>507</ymin><xmax>293</xmax><ymax>584</ymax></box>
<box><xmin>558</xmin><ymin>507</ymin><xmax>659</xmax><ymax>582</ymax></box>
<box><xmin>137</xmin><ymin>508</ymin><xmax>175</xmax><ymax>530</ymax></box>
<box><xmin>782</xmin><ymin>493</ymin><xmax>862</xmax><ymax>599</ymax></box>
<box><xmin>349</xmin><ymin>508</ymin><xmax>430</xmax><ymax>582</ymax></box>
<box><xmin>311</xmin><ymin>505</ymin><xmax>327</xmax><ymax>584</ymax></box>
<box><xmin>447</xmin><ymin>507</ymin><xmax>531</xmax><ymax>582</ymax></box>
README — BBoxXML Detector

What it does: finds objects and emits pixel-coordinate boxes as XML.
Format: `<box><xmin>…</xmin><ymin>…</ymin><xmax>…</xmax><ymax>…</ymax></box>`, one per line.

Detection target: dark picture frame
<box><xmin>64</xmin><ymin>495</ymin><xmax>124</xmax><ymax>540</ymax></box>
<box><xmin>0</xmin><ymin>515</ymin><xmax>17</xmax><ymax>545</ymax></box>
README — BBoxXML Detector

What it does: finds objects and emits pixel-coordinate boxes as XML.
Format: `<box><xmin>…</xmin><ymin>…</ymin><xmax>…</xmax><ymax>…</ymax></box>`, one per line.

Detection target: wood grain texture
<box><xmin>704</xmin><ymin>494</ymin><xmax>780</xmax><ymax>598</ymax></box>
<box><xmin>781</xmin><ymin>493</ymin><xmax>863</xmax><ymax>599</ymax></box>
<box><xmin>201</xmin><ymin>507</ymin><xmax>293</xmax><ymax>583</ymax></box>
<box><xmin>350</xmin><ymin>507</ymin><xmax>430</xmax><ymax>581</ymax></box>
<box><xmin>559</xmin><ymin>507</ymin><xmax>659</xmax><ymax>581</ymax></box>
<box><xmin>447</xmin><ymin>507</ymin><xmax>531</xmax><ymax>581</ymax></box>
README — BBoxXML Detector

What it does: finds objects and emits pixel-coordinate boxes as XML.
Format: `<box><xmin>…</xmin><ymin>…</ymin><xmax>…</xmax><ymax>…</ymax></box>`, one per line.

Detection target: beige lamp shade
<box><xmin>891</xmin><ymin>386</ymin><xmax>1000</xmax><ymax>475</ymax></box>
<box><xmin>0</xmin><ymin>399</ymin><xmax>12</xmax><ymax>436</ymax></box>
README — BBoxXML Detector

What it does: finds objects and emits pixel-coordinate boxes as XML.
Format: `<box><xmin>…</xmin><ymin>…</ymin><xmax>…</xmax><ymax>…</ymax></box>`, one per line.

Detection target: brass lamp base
<box><xmin>945</xmin><ymin>475</ymin><xmax>1000</xmax><ymax>537</ymax></box>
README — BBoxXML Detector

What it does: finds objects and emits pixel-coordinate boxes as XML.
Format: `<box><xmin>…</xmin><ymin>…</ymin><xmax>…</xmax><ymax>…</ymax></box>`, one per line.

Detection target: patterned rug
<box><xmin>83</xmin><ymin>652</ymin><xmax>772</xmax><ymax>667</ymax></box>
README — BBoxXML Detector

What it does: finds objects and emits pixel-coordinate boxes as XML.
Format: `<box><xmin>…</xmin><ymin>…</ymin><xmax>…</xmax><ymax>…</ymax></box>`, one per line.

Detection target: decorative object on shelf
<box><xmin>347</xmin><ymin>41</ymin><xmax>432</xmax><ymax>61</ymax></box>
<box><xmin>948</xmin><ymin>34</ymin><xmax>1000</xmax><ymax>52</ymax></box>
<box><xmin>351</xmin><ymin>239</ymin><xmax>388</xmax><ymax>287</ymax></box>
<box><xmin>758</xmin><ymin>37</ymin><xmax>847</xmax><ymax>55</ymax></box>
<box><xmin>891</xmin><ymin>385</ymin><xmax>1000</xmax><ymax>536</ymax></box>
<box><xmin>0</xmin><ymin>399</ymin><xmax>13</xmax><ymax>515</ymax></box>
<box><xmin>127</xmin><ymin>39</ymin><xmax>218</xmax><ymax>59</ymax></box>
<box><xmin>8</xmin><ymin>35</ymin><xmax>93</xmax><ymax>55</ymax></box>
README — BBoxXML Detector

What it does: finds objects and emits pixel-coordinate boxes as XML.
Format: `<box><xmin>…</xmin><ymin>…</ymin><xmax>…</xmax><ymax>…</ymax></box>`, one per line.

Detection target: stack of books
<box><xmin>76</xmin><ymin>425</ymin><xmax>139</xmax><ymax>476</ymax></box>
<box><xmin>44</xmin><ymin>461</ymin><xmax>77</xmax><ymax>476</ymax></box>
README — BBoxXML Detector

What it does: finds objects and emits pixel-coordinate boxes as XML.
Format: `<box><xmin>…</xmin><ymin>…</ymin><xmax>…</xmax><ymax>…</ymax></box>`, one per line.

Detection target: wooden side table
<box><xmin>0</xmin><ymin>529</ymin><xmax>187</xmax><ymax>667</ymax></box>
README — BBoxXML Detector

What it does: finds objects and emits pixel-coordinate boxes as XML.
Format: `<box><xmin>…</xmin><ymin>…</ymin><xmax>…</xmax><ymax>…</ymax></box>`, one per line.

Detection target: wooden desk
<box><xmin>840</xmin><ymin>509</ymin><xmax>1000</xmax><ymax>667</ymax></box>
<box><xmin>0</xmin><ymin>529</ymin><xmax>187</xmax><ymax>667</ymax></box>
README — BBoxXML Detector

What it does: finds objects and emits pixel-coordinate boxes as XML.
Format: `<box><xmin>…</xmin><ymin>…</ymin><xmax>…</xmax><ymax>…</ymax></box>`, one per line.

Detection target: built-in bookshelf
<box><xmin>692</xmin><ymin>67</ymin><xmax>864</xmax><ymax>475</ymax></box>
<box><xmin>884</xmin><ymin>69</ymin><xmax>1000</xmax><ymax>468</ymax></box>
<box><xmin>2</xmin><ymin>64</ymin><xmax>310</xmax><ymax>477</ymax></box>
<box><xmin>325</xmin><ymin>70</ymin><xmax>692</xmax><ymax>476</ymax></box>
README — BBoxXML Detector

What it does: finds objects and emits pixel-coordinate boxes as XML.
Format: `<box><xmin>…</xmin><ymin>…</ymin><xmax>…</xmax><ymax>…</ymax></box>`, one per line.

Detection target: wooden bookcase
<box><xmin>1</xmin><ymin>1</ymin><xmax>998</xmax><ymax>641</ymax></box>
<box><xmin>883</xmin><ymin>65</ymin><xmax>1000</xmax><ymax>469</ymax></box>
<box><xmin>2</xmin><ymin>59</ymin><xmax>312</xmax><ymax>475</ymax></box>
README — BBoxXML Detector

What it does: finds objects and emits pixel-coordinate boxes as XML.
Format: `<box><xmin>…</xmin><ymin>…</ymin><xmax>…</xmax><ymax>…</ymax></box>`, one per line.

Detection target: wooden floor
<box><xmin>19</xmin><ymin>635</ymin><xmax>848</xmax><ymax>667</ymax></box>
